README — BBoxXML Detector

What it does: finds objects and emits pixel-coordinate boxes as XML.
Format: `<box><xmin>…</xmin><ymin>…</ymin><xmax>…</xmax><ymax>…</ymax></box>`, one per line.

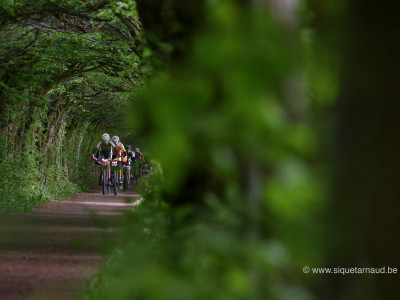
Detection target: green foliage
<box><xmin>0</xmin><ymin>126</ymin><xmax>96</xmax><ymax>212</ymax></box>
<box><xmin>85</xmin><ymin>174</ymin><xmax>312</xmax><ymax>300</ymax></box>
<box><xmin>85</xmin><ymin>1</ymin><xmax>329</xmax><ymax>300</ymax></box>
<box><xmin>0</xmin><ymin>0</ymin><xmax>339</xmax><ymax>298</ymax></box>
<box><xmin>0</xmin><ymin>0</ymin><xmax>144</xmax><ymax>211</ymax></box>
<box><xmin>135</xmin><ymin>160</ymin><xmax>163</xmax><ymax>203</ymax></box>
<box><xmin>85</xmin><ymin>202</ymin><xmax>297</xmax><ymax>300</ymax></box>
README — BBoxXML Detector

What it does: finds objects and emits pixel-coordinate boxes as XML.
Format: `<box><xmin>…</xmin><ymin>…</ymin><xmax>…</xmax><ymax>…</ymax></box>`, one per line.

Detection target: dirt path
<box><xmin>0</xmin><ymin>186</ymin><xmax>138</xmax><ymax>300</ymax></box>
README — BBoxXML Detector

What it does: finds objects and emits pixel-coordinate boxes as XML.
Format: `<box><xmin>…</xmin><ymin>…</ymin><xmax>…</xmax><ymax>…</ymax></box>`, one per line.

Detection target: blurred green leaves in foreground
<box><xmin>85</xmin><ymin>1</ymin><xmax>336</xmax><ymax>299</ymax></box>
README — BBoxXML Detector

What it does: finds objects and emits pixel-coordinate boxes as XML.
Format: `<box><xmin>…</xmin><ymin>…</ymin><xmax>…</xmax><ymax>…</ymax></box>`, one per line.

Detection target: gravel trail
<box><xmin>0</xmin><ymin>186</ymin><xmax>138</xmax><ymax>300</ymax></box>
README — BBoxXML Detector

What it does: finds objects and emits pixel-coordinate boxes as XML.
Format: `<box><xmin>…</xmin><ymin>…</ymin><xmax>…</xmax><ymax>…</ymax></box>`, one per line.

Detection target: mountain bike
<box><xmin>122</xmin><ymin>164</ymin><xmax>131</xmax><ymax>192</ymax></box>
<box><xmin>100</xmin><ymin>156</ymin><xmax>111</xmax><ymax>195</ymax></box>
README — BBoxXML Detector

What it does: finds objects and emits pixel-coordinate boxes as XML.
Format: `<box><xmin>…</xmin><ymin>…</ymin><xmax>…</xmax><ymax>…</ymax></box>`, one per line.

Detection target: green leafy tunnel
<box><xmin>0</xmin><ymin>0</ymin><xmax>144</xmax><ymax>210</ymax></box>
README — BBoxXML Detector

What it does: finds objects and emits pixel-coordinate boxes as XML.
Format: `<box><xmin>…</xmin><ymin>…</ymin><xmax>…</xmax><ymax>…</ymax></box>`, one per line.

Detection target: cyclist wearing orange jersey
<box><xmin>112</xmin><ymin>136</ymin><xmax>127</xmax><ymax>186</ymax></box>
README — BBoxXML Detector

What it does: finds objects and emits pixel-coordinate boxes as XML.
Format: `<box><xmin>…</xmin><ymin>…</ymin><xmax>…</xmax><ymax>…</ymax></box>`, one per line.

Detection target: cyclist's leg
<box><xmin>118</xmin><ymin>161</ymin><xmax>123</xmax><ymax>185</ymax></box>
<box><xmin>127</xmin><ymin>166</ymin><xmax>131</xmax><ymax>189</ymax></box>
<box><xmin>97</xmin><ymin>157</ymin><xmax>101</xmax><ymax>185</ymax></box>
<box><xmin>107</xmin><ymin>154</ymin><xmax>112</xmax><ymax>183</ymax></box>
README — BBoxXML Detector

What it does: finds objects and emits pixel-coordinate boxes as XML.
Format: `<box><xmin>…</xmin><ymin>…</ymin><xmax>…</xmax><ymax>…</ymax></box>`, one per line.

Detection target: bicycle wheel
<box><xmin>107</xmin><ymin>170</ymin><xmax>111</xmax><ymax>194</ymax></box>
<box><xmin>123</xmin><ymin>170</ymin><xmax>128</xmax><ymax>192</ymax></box>
<box><xmin>102</xmin><ymin>169</ymin><xmax>107</xmax><ymax>195</ymax></box>
<box><xmin>113</xmin><ymin>170</ymin><xmax>118</xmax><ymax>195</ymax></box>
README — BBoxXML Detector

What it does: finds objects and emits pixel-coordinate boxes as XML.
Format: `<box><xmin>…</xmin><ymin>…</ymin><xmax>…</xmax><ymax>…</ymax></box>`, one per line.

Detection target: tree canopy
<box><xmin>0</xmin><ymin>0</ymin><xmax>145</xmax><ymax>210</ymax></box>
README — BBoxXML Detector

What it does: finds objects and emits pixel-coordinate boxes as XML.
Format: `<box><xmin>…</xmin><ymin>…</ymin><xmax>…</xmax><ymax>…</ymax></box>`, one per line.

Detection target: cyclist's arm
<box><xmin>92</xmin><ymin>142</ymin><xmax>101</xmax><ymax>159</ymax></box>
<box><xmin>92</xmin><ymin>142</ymin><xmax>102</xmax><ymax>155</ymax></box>
<box><xmin>110</xmin><ymin>141</ymin><xmax>119</xmax><ymax>158</ymax></box>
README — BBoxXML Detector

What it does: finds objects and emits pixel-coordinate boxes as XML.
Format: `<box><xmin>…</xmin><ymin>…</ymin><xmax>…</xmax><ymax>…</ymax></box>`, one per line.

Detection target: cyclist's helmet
<box><xmin>112</xmin><ymin>136</ymin><xmax>119</xmax><ymax>143</ymax></box>
<box><xmin>135</xmin><ymin>148</ymin><xmax>140</xmax><ymax>152</ymax></box>
<box><xmin>102</xmin><ymin>133</ymin><xmax>110</xmax><ymax>141</ymax></box>
<box><xmin>126</xmin><ymin>144</ymin><xmax>132</xmax><ymax>150</ymax></box>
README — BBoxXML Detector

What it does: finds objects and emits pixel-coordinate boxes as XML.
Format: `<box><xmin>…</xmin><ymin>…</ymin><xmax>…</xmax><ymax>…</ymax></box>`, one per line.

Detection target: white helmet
<box><xmin>112</xmin><ymin>136</ymin><xmax>119</xmax><ymax>142</ymax></box>
<box><xmin>135</xmin><ymin>148</ymin><xmax>140</xmax><ymax>152</ymax></box>
<box><xmin>102</xmin><ymin>133</ymin><xmax>110</xmax><ymax>141</ymax></box>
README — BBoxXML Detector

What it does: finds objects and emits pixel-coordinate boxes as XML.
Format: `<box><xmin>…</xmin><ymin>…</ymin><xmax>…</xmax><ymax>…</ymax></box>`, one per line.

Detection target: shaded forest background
<box><xmin>1</xmin><ymin>0</ymin><xmax>399</xmax><ymax>299</ymax></box>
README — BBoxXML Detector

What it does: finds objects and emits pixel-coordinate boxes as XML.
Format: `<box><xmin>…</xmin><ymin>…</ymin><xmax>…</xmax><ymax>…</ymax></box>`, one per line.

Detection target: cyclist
<box><xmin>92</xmin><ymin>133</ymin><xmax>119</xmax><ymax>185</ymax></box>
<box><xmin>112</xmin><ymin>136</ymin><xmax>126</xmax><ymax>187</ymax></box>
<box><xmin>123</xmin><ymin>145</ymin><xmax>136</xmax><ymax>189</ymax></box>
<box><xmin>135</xmin><ymin>147</ymin><xmax>143</xmax><ymax>159</ymax></box>
<box><xmin>135</xmin><ymin>147</ymin><xmax>144</xmax><ymax>175</ymax></box>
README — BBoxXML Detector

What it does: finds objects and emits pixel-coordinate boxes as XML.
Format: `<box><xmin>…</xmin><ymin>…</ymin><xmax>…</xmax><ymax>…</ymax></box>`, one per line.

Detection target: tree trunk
<box><xmin>327</xmin><ymin>2</ymin><xmax>400</xmax><ymax>299</ymax></box>
<box><xmin>77</xmin><ymin>122</ymin><xmax>89</xmax><ymax>167</ymax></box>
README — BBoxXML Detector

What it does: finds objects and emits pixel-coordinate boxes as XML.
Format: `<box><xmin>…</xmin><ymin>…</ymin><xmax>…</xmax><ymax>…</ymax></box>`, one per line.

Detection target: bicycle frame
<box><xmin>122</xmin><ymin>164</ymin><xmax>130</xmax><ymax>191</ymax></box>
<box><xmin>100</xmin><ymin>157</ymin><xmax>111</xmax><ymax>195</ymax></box>
<box><xmin>111</xmin><ymin>159</ymin><xmax>119</xmax><ymax>195</ymax></box>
